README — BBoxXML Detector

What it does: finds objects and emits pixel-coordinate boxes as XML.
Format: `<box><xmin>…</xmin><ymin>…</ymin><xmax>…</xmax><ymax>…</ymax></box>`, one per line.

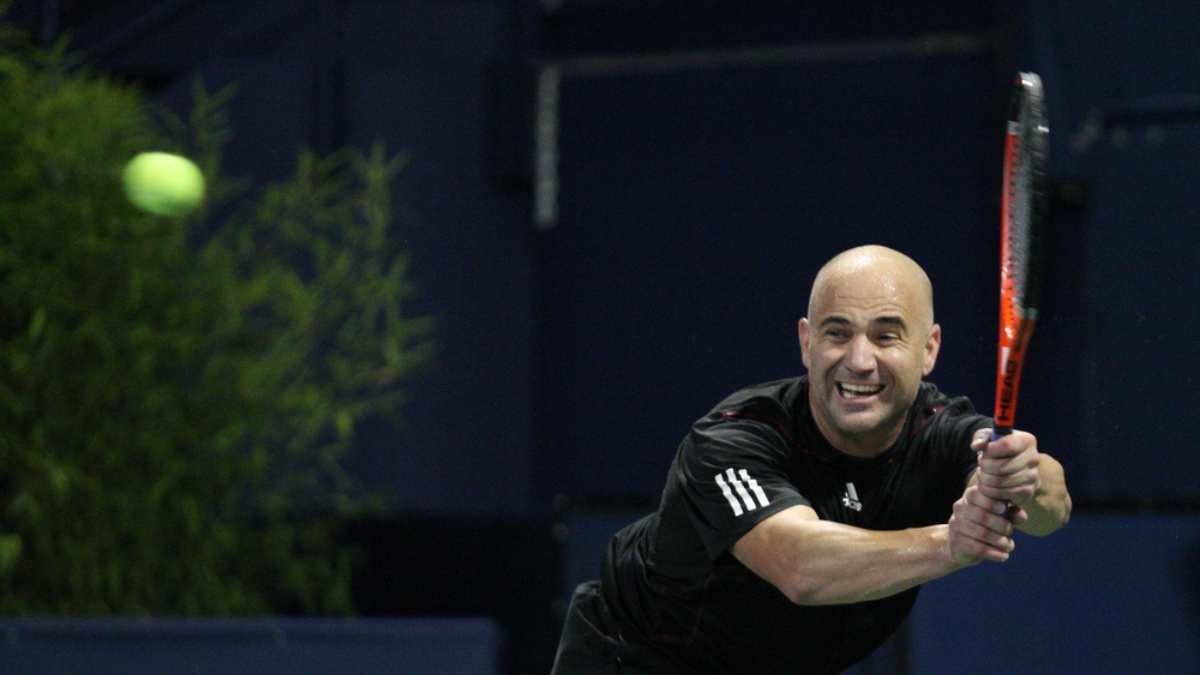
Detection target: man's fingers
<box><xmin>961</xmin><ymin>500</ymin><xmax>1014</xmax><ymax>535</ymax></box>
<box><xmin>970</xmin><ymin>429</ymin><xmax>992</xmax><ymax>451</ymax></box>
<box><xmin>956</xmin><ymin>487</ymin><xmax>1016</xmax><ymax>540</ymax></box>
<box><xmin>981</xmin><ymin>440</ymin><xmax>1024</xmax><ymax>459</ymax></box>
<box><xmin>958</xmin><ymin>518</ymin><xmax>1014</xmax><ymax>550</ymax></box>
<box><xmin>950</xmin><ymin>535</ymin><xmax>1008</xmax><ymax>562</ymax></box>
<box><xmin>978</xmin><ymin>429</ymin><xmax>1038</xmax><ymax>460</ymax></box>
<box><xmin>965</xmin><ymin>485</ymin><xmax>1010</xmax><ymax>516</ymax></box>
<box><xmin>1008</xmin><ymin>506</ymin><xmax>1030</xmax><ymax>525</ymax></box>
<box><xmin>948</xmin><ymin>524</ymin><xmax>1012</xmax><ymax>564</ymax></box>
<box><xmin>978</xmin><ymin>481</ymin><xmax>1037</xmax><ymax>505</ymax></box>
<box><xmin>974</xmin><ymin>431</ymin><xmax>1041</xmax><ymax>507</ymax></box>
<box><xmin>978</xmin><ymin>453</ymin><xmax>1040</xmax><ymax>477</ymax></box>
<box><xmin>951</xmin><ymin>487</ymin><xmax>1016</xmax><ymax>564</ymax></box>
<box><xmin>977</xmin><ymin>469</ymin><xmax>1038</xmax><ymax>488</ymax></box>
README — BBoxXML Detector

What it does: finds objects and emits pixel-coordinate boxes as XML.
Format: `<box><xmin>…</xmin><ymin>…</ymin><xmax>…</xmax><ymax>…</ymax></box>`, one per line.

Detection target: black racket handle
<box><xmin>988</xmin><ymin>426</ymin><xmax>1016</xmax><ymax>520</ymax></box>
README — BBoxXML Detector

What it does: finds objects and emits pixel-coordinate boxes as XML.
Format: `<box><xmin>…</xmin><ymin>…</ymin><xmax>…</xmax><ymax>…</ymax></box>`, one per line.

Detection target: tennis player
<box><xmin>551</xmin><ymin>245</ymin><xmax>1071</xmax><ymax>674</ymax></box>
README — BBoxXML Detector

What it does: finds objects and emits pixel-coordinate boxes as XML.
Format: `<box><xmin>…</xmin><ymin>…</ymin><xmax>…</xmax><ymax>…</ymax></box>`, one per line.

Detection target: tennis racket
<box><xmin>992</xmin><ymin>72</ymin><xmax>1048</xmax><ymax>440</ymax></box>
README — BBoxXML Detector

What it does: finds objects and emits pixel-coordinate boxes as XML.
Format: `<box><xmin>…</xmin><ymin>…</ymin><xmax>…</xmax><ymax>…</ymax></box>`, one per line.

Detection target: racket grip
<box><xmin>988</xmin><ymin>426</ymin><xmax>1016</xmax><ymax>520</ymax></box>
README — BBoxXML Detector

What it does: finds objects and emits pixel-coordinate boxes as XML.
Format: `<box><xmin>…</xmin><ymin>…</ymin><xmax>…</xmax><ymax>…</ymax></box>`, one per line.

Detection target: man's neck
<box><xmin>809</xmin><ymin>404</ymin><xmax>905</xmax><ymax>459</ymax></box>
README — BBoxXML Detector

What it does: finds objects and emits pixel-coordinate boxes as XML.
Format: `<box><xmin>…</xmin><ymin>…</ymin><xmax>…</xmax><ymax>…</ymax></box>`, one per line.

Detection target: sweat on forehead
<box><xmin>807</xmin><ymin>245</ymin><xmax>934</xmax><ymax>324</ymax></box>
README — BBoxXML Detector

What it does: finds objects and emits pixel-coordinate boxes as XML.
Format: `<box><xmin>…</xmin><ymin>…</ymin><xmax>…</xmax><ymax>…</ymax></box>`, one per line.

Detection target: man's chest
<box><xmin>793</xmin><ymin>457</ymin><xmax>942</xmax><ymax>529</ymax></box>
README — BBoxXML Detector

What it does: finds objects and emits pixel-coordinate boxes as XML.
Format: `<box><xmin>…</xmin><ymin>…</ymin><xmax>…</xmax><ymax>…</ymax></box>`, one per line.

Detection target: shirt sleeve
<box><xmin>674</xmin><ymin>415</ymin><xmax>811</xmax><ymax>560</ymax></box>
<box><xmin>924</xmin><ymin>395</ymin><xmax>993</xmax><ymax>491</ymax></box>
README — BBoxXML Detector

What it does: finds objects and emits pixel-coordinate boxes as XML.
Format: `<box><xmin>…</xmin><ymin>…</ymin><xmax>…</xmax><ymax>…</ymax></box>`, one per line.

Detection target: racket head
<box><xmin>993</xmin><ymin>72</ymin><xmax>1049</xmax><ymax>434</ymax></box>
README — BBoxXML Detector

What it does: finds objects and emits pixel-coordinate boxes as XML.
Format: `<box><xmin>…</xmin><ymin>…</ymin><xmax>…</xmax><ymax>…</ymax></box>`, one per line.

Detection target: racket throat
<box><xmin>992</xmin><ymin>317</ymin><xmax>1036</xmax><ymax>431</ymax></box>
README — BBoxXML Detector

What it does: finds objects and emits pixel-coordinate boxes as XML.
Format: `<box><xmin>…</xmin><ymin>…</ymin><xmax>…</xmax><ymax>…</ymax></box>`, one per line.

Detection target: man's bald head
<box><xmin>807</xmin><ymin>245</ymin><xmax>935</xmax><ymax>335</ymax></box>
<box><xmin>799</xmin><ymin>245</ymin><xmax>942</xmax><ymax>457</ymax></box>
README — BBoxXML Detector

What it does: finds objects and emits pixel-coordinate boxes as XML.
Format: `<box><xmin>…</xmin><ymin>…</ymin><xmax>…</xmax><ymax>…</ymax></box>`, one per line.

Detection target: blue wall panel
<box><xmin>537</xmin><ymin>54</ymin><xmax>1003</xmax><ymax>501</ymax></box>
<box><xmin>0</xmin><ymin>618</ymin><xmax>502</xmax><ymax>675</ymax></box>
<box><xmin>1071</xmin><ymin>126</ymin><xmax>1200</xmax><ymax>501</ymax></box>
<box><xmin>1020</xmin><ymin>2</ymin><xmax>1200</xmax><ymax>502</ymax></box>
<box><xmin>339</xmin><ymin>3</ymin><xmax>536</xmax><ymax>515</ymax></box>
<box><xmin>910</xmin><ymin>512</ymin><xmax>1200</xmax><ymax>673</ymax></box>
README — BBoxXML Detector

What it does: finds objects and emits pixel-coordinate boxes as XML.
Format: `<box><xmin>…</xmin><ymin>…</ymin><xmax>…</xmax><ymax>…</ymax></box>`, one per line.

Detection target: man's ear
<box><xmin>798</xmin><ymin>318</ymin><xmax>811</xmax><ymax>370</ymax></box>
<box><xmin>923</xmin><ymin>323</ymin><xmax>942</xmax><ymax>376</ymax></box>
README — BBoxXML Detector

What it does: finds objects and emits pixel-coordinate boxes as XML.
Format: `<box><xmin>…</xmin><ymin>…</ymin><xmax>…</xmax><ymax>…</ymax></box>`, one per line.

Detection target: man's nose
<box><xmin>845</xmin><ymin>334</ymin><xmax>877</xmax><ymax>373</ymax></box>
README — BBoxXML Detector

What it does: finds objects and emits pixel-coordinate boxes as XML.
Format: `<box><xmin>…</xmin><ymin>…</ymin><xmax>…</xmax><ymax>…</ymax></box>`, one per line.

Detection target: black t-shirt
<box><xmin>601</xmin><ymin>376</ymin><xmax>990</xmax><ymax>675</ymax></box>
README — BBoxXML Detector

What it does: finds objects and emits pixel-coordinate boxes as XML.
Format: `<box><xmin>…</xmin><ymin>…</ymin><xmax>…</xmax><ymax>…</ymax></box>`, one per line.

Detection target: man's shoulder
<box><xmin>708</xmin><ymin>376</ymin><xmax>806</xmax><ymax>417</ymax></box>
<box><xmin>915</xmin><ymin>381</ymin><xmax>982</xmax><ymax>420</ymax></box>
<box><xmin>699</xmin><ymin>376</ymin><xmax>806</xmax><ymax>443</ymax></box>
<box><xmin>909</xmin><ymin>381</ymin><xmax>991</xmax><ymax>445</ymax></box>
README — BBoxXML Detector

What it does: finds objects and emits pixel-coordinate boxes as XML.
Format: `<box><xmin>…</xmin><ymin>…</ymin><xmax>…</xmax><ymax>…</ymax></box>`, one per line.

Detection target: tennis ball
<box><xmin>122</xmin><ymin>151</ymin><xmax>205</xmax><ymax>216</ymax></box>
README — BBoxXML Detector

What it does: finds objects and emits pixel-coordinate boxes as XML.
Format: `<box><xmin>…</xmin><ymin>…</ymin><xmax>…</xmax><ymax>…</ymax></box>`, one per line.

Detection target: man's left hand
<box><xmin>970</xmin><ymin>428</ymin><xmax>1041</xmax><ymax>509</ymax></box>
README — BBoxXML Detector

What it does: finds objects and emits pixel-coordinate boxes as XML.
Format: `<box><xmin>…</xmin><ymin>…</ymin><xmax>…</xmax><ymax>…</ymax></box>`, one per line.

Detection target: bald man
<box><xmin>551</xmin><ymin>246</ymin><xmax>1072</xmax><ymax>675</ymax></box>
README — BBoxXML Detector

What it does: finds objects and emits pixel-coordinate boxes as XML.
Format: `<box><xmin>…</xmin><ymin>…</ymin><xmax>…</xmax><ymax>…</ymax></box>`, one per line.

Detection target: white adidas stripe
<box><xmin>739</xmin><ymin>468</ymin><xmax>770</xmax><ymax>508</ymax></box>
<box><xmin>714</xmin><ymin>472</ymin><xmax>743</xmax><ymax>516</ymax></box>
<box><xmin>714</xmin><ymin>468</ymin><xmax>771</xmax><ymax>516</ymax></box>
<box><xmin>725</xmin><ymin>468</ymin><xmax>757</xmax><ymax>512</ymax></box>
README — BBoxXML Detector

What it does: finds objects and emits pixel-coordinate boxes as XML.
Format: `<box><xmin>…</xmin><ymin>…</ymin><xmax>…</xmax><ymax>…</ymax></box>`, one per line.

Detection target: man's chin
<box><xmin>829</xmin><ymin>409</ymin><xmax>898</xmax><ymax>439</ymax></box>
<box><xmin>830</xmin><ymin>403</ymin><xmax>884</xmax><ymax>426</ymax></box>
<box><xmin>831</xmin><ymin>418</ymin><xmax>884</xmax><ymax>437</ymax></box>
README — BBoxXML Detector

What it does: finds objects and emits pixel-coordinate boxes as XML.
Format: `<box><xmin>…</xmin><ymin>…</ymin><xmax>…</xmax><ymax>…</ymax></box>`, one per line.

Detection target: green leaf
<box><xmin>334</xmin><ymin>410</ymin><xmax>353</xmax><ymax>441</ymax></box>
<box><xmin>28</xmin><ymin>307</ymin><xmax>46</xmax><ymax>341</ymax></box>
<box><xmin>0</xmin><ymin>534</ymin><xmax>22</xmax><ymax>576</ymax></box>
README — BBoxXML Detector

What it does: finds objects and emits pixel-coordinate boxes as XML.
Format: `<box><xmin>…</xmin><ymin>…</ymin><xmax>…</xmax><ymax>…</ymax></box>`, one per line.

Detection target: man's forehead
<box><xmin>807</xmin><ymin>246</ymin><xmax>934</xmax><ymax>320</ymax></box>
<box><xmin>814</xmin><ymin>269</ymin><xmax>913</xmax><ymax>303</ymax></box>
<box><xmin>809</xmin><ymin>267</ymin><xmax>930</xmax><ymax>322</ymax></box>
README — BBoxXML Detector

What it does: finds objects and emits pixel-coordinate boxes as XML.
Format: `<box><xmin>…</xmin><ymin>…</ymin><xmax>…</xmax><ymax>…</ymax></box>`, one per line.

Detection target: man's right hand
<box><xmin>948</xmin><ymin>482</ymin><xmax>1021</xmax><ymax>565</ymax></box>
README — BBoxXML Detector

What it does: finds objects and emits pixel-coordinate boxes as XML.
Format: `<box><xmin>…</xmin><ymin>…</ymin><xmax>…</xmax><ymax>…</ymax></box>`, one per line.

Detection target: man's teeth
<box><xmin>838</xmin><ymin>383</ymin><xmax>884</xmax><ymax>397</ymax></box>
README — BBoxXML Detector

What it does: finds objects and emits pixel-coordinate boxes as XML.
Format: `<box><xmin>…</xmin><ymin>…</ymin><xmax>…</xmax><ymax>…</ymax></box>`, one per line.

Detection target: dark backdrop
<box><xmin>11</xmin><ymin>1</ymin><xmax>1200</xmax><ymax>673</ymax></box>
<box><xmin>536</xmin><ymin>51</ymin><xmax>1003</xmax><ymax>502</ymax></box>
<box><xmin>32</xmin><ymin>0</ymin><xmax>1197</xmax><ymax>517</ymax></box>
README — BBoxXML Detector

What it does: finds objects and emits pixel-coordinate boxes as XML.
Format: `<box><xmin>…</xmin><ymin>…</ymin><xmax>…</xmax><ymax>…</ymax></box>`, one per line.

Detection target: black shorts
<box><xmin>550</xmin><ymin>580</ymin><xmax>683</xmax><ymax>675</ymax></box>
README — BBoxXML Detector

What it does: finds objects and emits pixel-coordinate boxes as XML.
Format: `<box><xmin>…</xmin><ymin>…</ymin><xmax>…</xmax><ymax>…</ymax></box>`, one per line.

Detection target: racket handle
<box><xmin>988</xmin><ymin>426</ymin><xmax>1015</xmax><ymax>520</ymax></box>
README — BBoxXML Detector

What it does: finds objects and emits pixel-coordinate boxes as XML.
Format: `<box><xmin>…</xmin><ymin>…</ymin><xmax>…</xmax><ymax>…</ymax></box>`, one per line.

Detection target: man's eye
<box><xmin>877</xmin><ymin>333</ymin><xmax>900</xmax><ymax>343</ymax></box>
<box><xmin>825</xmin><ymin>329</ymin><xmax>849</xmax><ymax>340</ymax></box>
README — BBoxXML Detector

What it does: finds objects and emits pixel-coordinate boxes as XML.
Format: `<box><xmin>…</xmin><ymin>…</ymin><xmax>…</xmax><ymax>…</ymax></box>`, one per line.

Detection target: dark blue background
<box><xmin>12</xmin><ymin>1</ymin><xmax>1200</xmax><ymax>673</ymax></box>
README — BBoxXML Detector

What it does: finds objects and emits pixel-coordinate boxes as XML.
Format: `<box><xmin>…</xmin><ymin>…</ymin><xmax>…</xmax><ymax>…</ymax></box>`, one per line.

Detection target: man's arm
<box><xmin>968</xmin><ymin>428</ymin><xmax>1072</xmax><ymax>537</ymax></box>
<box><xmin>732</xmin><ymin>493</ymin><xmax>1013</xmax><ymax>606</ymax></box>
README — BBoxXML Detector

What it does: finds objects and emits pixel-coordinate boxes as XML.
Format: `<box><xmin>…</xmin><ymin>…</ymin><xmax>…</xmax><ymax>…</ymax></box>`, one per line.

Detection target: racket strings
<box><xmin>1002</xmin><ymin>73</ymin><xmax>1047</xmax><ymax>319</ymax></box>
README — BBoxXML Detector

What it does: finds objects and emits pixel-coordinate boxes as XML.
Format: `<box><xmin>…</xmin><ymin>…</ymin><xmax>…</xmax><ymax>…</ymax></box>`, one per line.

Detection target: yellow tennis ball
<box><xmin>122</xmin><ymin>152</ymin><xmax>205</xmax><ymax>216</ymax></box>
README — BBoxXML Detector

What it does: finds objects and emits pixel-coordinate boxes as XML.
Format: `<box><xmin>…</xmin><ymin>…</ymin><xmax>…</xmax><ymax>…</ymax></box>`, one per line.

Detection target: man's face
<box><xmin>799</xmin><ymin>266</ymin><xmax>940</xmax><ymax>457</ymax></box>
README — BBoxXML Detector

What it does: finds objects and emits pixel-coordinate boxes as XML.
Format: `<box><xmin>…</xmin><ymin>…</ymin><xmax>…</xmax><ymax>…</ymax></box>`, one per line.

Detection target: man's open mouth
<box><xmin>837</xmin><ymin>382</ymin><xmax>885</xmax><ymax>399</ymax></box>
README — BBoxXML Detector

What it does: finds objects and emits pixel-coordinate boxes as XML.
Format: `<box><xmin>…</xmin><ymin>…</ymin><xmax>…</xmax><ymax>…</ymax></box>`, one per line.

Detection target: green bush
<box><xmin>0</xmin><ymin>21</ymin><xmax>433</xmax><ymax>614</ymax></box>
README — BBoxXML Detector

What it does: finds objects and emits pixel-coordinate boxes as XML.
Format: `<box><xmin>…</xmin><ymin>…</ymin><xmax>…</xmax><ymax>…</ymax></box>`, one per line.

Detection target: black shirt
<box><xmin>601</xmin><ymin>376</ymin><xmax>989</xmax><ymax>675</ymax></box>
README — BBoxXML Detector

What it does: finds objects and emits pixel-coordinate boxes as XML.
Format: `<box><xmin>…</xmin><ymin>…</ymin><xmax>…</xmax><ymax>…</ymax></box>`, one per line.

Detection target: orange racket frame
<box><xmin>993</xmin><ymin>72</ymin><xmax>1048</xmax><ymax>438</ymax></box>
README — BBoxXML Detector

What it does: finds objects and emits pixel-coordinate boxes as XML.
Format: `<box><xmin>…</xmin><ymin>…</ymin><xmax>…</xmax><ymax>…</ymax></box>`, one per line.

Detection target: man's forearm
<box><xmin>786</xmin><ymin>521</ymin><xmax>962</xmax><ymax>605</ymax></box>
<box><xmin>736</xmin><ymin>514</ymin><xmax>965</xmax><ymax>606</ymax></box>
